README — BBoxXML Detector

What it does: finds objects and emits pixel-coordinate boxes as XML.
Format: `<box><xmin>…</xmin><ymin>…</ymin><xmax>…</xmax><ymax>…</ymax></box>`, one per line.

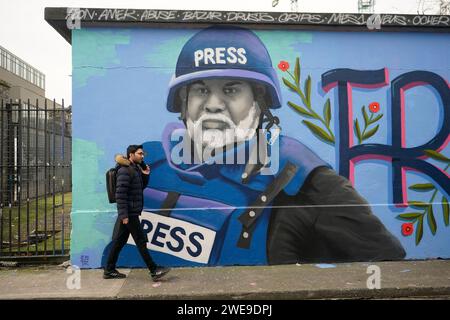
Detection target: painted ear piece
<box><xmin>267</xmin><ymin>125</ymin><xmax>281</xmax><ymax>146</ymax></box>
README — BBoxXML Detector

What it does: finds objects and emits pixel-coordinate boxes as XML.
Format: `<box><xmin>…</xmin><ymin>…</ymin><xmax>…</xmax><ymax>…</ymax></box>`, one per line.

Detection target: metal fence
<box><xmin>0</xmin><ymin>99</ymin><xmax>71</xmax><ymax>259</ymax></box>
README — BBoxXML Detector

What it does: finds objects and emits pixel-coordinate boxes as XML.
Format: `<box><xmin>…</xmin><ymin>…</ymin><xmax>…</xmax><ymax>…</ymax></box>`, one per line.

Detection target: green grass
<box><xmin>1</xmin><ymin>192</ymin><xmax>71</xmax><ymax>255</ymax></box>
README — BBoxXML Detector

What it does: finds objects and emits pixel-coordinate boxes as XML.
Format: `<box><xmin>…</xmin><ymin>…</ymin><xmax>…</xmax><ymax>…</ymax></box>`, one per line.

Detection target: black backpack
<box><xmin>106</xmin><ymin>166</ymin><xmax>134</xmax><ymax>203</ymax></box>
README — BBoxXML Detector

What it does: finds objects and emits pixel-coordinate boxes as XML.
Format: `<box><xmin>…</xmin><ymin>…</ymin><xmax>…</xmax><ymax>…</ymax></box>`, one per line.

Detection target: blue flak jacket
<box><xmin>101</xmin><ymin>122</ymin><xmax>406</xmax><ymax>268</ymax></box>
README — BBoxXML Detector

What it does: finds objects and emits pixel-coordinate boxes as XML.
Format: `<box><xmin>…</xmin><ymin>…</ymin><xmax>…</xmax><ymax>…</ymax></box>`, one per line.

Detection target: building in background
<box><xmin>0</xmin><ymin>45</ymin><xmax>71</xmax><ymax>205</ymax></box>
<box><xmin>0</xmin><ymin>45</ymin><xmax>46</xmax><ymax>104</ymax></box>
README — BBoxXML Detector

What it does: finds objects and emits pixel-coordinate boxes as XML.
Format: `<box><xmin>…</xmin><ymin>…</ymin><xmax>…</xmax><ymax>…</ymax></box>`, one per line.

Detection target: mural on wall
<box><xmin>70</xmin><ymin>25</ymin><xmax>449</xmax><ymax>268</ymax></box>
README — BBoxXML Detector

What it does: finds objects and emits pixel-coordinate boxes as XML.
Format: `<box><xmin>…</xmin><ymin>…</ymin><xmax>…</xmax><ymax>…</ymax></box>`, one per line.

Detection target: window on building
<box><xmin>0</xmin><ymin>46</ymin><xmax>46</xmax><ymax>89</ymax></box>
<box><xmin>0</xmin><ymin>49</ymin><xmax>5</xmax><ymax>69</ymax></box>
<box><xmin>19</xmin><ymin>61</ymin><xmax>25</xmax><ymax>78</ymax></box>
<box><xmin>6</xmin><ymin>52</ymin><xmax>11</xmax><ymax>71</ymax></box>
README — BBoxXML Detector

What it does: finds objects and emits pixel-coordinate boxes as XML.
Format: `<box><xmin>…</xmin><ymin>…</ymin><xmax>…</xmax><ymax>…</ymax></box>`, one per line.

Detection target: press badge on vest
<box><xmin>126</xmin><ymin>211</ymin><xmax>216</xmax><ymax>264</ymax></box>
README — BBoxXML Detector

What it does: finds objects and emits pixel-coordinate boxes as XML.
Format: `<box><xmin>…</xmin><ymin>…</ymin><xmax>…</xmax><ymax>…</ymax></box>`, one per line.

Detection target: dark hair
<box><xmin>126</xmin><ymin>144</ymin><xmax>143</xmax><ymax>159</ymax></box>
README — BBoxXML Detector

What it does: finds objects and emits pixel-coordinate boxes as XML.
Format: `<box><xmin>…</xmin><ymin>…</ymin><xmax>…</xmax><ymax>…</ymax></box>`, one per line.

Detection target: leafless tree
<box><xmin>440</xmin><ymin>0</ymin><xmax>450</xmax><ymax>14</ymax></box>
<box><xmin>272</xmin><ymin>0</ymin><xmax>299</xmax><ymax>11</ymax></box>
<box><xmin>417</xmin><ymin>0</ymin><xmax>441</xmax><ymax>14</ymax></box>
<box><xmin>0</xmin><ymin>80</ymin><xmax>10</xmax><ymax>101</ymax></box>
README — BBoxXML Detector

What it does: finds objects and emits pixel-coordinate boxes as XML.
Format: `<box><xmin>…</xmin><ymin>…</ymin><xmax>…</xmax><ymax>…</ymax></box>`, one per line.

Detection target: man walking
<box><xmin>103</xmin><ymin>144</ymin><xmax>171</xmax><ymax>280</ymax></box>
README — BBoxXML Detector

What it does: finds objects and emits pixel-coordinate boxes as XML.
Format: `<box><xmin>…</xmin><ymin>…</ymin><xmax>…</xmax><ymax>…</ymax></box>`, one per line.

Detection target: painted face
<box><xmin>184</xmin><ymin>79</ymin><xmax>261</xmax><ymax>149</ymax></box>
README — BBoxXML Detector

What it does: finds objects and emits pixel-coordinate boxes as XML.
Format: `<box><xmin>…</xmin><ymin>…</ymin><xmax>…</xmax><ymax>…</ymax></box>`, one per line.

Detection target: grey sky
<box><xmin>0</xmin><ymin>0</ymin><xmax>441</xmax><ymax>105</ymax></box>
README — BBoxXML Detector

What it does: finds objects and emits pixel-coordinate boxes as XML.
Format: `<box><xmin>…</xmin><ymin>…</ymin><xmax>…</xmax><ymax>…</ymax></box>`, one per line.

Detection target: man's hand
<box><xmin>141</xmin><ymin>165</ymin><xmax>150</xmax><ymax>175</ymax></box>
<box><xmin>122</xmin><ymin>218</ymin><xmax>129</xmax><ymax>225</ymax></box>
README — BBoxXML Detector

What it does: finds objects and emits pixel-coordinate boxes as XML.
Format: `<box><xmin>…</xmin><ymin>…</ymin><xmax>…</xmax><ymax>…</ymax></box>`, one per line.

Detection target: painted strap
<box><xmin>155</xmin><ymin>192</ymin><xmax>180</xmax><ymax>217</ymax></box>
<box><xmin>237</xmin><ymin>162</ymin><xmax>299</xmax><ymax>249</ymax></box>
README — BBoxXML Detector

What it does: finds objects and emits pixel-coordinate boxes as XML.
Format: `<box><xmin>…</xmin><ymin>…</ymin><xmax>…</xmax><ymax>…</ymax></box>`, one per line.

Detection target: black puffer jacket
<box><xmin>115</xmin><ymin>155</ymin><xmax>149</xmax><ymax>220</ymax></box>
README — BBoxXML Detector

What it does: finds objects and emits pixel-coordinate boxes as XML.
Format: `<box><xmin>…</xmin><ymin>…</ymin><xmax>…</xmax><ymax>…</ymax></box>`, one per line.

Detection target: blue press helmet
<box><xmin>166</xmin><ymin>26</ymin><xmax>282</xmax><ymax>113</ymax></box>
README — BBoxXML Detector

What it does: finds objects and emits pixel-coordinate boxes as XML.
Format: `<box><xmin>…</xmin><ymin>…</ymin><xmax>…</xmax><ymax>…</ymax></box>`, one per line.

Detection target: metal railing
<box><xmin>0</xmin><ymin>46</ymin><xmax>45</xmax><ymax>90</ymax></box>
<box><xmin>0</xmin><ymin>99</ymin><xmax>71</xmax><ymax>259</ymax></box>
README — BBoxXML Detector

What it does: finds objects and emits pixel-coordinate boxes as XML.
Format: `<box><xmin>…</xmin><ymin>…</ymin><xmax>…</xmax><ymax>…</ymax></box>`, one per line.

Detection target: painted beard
<box><xmin>186</xmin><ymin>102</ymin><xmax>261</xmax><ymax>151</ymax></box>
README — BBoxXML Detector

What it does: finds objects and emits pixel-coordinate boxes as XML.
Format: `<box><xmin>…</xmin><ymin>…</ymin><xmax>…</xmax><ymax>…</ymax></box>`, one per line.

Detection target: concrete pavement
<box><xmin>0</xmin><ymin>260</ymin><xmax>449</xmax><ymax>300</ymax></box>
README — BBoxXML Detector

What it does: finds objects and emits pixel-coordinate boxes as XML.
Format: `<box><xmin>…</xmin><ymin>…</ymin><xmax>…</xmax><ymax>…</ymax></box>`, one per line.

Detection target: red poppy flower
<box><xmin>369</xmin><ymin>102</ymin><xmax>380</xmax><ymax>113</ymax></box>
<box><xmin>401</xmin><ymin>223</ymin><xmax>414</xmax><ymax>236</ymax></box>
<box><xmin>278</xmin><ymin>61</ymin><xmax>290</xmax><ymax>72</ymax></box>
